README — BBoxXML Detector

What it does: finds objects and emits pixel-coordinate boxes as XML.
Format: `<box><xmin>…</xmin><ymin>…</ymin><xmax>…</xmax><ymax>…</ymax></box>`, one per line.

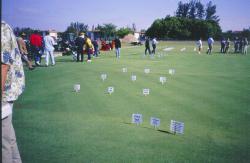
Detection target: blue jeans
<box><xmin>116</xmin><ymin>48</ymin><xmax>120</xmax><ymax>58</ymax></box>
<box><xmin>32</xmin><ymin>46</ymin><xmax>42</xmax><ymax>63</ymax></box>
<box><xmin>86</xmin><ymin>48</ymin><xmax>91</xmax><ymax>60</ymax></box>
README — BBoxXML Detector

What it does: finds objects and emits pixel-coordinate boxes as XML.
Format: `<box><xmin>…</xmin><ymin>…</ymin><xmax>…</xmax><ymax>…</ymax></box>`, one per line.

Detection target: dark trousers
<box><xmin>152</xmin><ymin>44</ymin><xmax>156</xmax><ymax>54</ymax></box>
<box><xmin>207</xmin><ymin>44</ymin><xmax>213</xmax><ymax>54</ymax></box>
<box><xmin>94</xmin><ymin>46</ymin><xmax>98</xmax><ymax>57</ymax></box>
<box><xmin>77</xmin><ymin>49</ymin><xmax>83</xmax><ymax>62</ymax></box>
<box><xmin>221</xmin><ymin>44</ymin><xmax>225</xmax><ymax>53</ymax></box>
<box><xmin>86</xmin><ymin>48</ymin><xmax>91</xmax><ymax>60</ymax></box>
<box><xmin>31</xmin><ymin>46</ymin><xmax>41</xmax><ymax>63</ymax></box>
<box><xmin>145</xmin><ymin>46</ymin><xmax>151</xmax><ymax>55</ymax></box>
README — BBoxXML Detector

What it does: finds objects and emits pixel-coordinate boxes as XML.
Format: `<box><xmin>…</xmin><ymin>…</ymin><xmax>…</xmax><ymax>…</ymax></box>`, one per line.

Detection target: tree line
<box><xmin>146</xmin><ymin>0</ymin><xmax>222</xmax><ymax>40</ymax></box>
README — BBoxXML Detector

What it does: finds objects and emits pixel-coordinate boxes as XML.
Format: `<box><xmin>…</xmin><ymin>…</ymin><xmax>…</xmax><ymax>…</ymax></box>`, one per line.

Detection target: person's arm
<box><xmin>1</xmin><ymin>64</ymin><xmax>9</xmax><ymax>94</ymax></box>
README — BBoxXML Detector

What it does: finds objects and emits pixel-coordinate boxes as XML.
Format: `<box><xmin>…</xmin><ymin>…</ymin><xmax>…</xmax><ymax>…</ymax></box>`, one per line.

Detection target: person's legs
<box><xmin>117</xmin><ymin>48</ymin><xmax>120</xmax><ymax>58</ymax></box>
<box><xmin>2</xmin><ymin>105</ymin><xmax>22</xmax><ymax>163</ymax></box>
<box><xmin>50</xmin><ymin>51</ymin><xmax>55</xmax><ymax>65</ymax></box>
<box><xmin>80</xmin><ymin>51</ymin><xmax>84</xmax><ymax>62</ymax></box>
<box><xmin>152</xmin><ymin>45</ymin><xmax>156</xmax><ymax>54</ymax></box>
<box><xmin>21</xmin><ymin>54</ymin><xmax>33</xmax><ymax>69</ymax></box>
<box><xmin>45</xmin><ymin>51</ymin><xmax>49</xmax><ymax>66</ymax></box>
<box><xmin>76</xmin><ymin>49</ymin><xmax>81</xmax><ymax>62</ymax></box>
<box><xmin>115</xmin><ymin>48</ymin><xmax>119</xmax><ymax>58</ymax></box>
<box><xmin>244</xmin><ymin>46</ymin><xmax>248</xmax><ymax>54</ymax></box>
<box><xmin>87</xmin><ymin>49</ymin><xmax>91</xmax><ymax>60</ymax></box>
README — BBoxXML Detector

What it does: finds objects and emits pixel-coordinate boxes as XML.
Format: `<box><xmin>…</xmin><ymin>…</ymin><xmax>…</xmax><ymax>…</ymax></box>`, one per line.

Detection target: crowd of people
<box><xmin>196</xmin><ymin>36</ymin><xmax>249</xmax><ymax>55</ymax></box>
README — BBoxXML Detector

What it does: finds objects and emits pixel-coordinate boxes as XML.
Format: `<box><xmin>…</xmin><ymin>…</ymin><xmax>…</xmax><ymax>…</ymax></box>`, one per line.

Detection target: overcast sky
<box><xmin>2</xmin><ymin>0</ymin><xmax>250</xmax><ymax>32</ymax></box>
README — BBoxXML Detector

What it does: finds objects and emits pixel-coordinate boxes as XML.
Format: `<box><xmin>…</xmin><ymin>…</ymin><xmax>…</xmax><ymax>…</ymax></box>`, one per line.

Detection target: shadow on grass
<box><xmin>122</xmin><ymin>122</ymin><xmax>174</xmax><ymax>135</ymax></box>
<box><xmin>56</xmin><ymin>58</ymin><xmax>75</xmax><ymax>63</ymax></box>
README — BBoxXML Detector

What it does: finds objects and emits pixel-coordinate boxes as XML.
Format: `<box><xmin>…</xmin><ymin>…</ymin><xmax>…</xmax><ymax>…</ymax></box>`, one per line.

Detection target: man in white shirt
<box><xmin>44</xmin><ymin>31</ymin><xmax>56</xmax><ymax>66</ymax></box>
<box><xmin>207</xmin><ymin>36</ymin><xmax>214</xmax><ymax>55</ymax></box>
<box><xmin>152</xmin><ymin>37</ymin><xmax>158</xmax><ymax>54</ymax></box>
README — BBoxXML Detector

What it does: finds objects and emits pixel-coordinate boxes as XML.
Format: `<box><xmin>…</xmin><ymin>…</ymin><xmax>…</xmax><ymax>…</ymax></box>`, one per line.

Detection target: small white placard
<box><xmin>74</xmin><ymin>84</ymin><xmax>80</xmax><ymax>92</ymax></box>
<box><xmin>159</xmin><ymin>76</ymin><xmax>167</xmax><ymax>84</ymax></box>
<box><xmin>131</xmin><ymin>75</ymin><xmax>137</xmax><ymax>81</ymax></box>
<box><xmin>170</xmin><ymin>120</ymin><xmax>184</xmax><ymax>134</ymax></box>
<box><xmin>169</xmin><ymin>69</ymin><xmax>176</xmax><ymax>75</ymax></box>
<box><xmin>132</xmin><ymin>114</ymin><xmax>143</xmax><ymax>125</ymax></box>
<box><xmin>143</xmin><ymin>88</ymin><xmax>150</xmax><ymax>96</ymax></box>
<box><xmin>107</xmin><ymin>87</ymin><xmax>114</xmax><ymax>94</ymax></box>
<box><xmin>122</xmin><ymin>67</ymin><xmax>127</xmax><ymax>73</ymax></box>
<box><xmin>150</xmin><ymin>117</ymin><xmax>160</xmax><ymax>128</ymax></box>
<box><xmin>180</xmin><ymin>47</ymin><xmax>186</xmax><ymax>52</ymax></box>
<box><xmin>101</xmin><ymin>74</ymin><xmax>107</xmax><ymax>81</ymax></box>
<box><xmin>144</xmin><ymin>68</ymin><xmax>150</xmax><ymax>74</ymax></box>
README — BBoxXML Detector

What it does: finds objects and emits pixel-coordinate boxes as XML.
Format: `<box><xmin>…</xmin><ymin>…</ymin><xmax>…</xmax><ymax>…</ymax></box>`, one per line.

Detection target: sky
<box><xmin>2</xmin><ymin>0</ymin><xmax>250</xmax><ymax>32</ymax></box>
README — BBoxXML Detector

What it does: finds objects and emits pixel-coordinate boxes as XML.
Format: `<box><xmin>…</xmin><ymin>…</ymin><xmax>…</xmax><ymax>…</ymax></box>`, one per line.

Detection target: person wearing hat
<box><xmin>17</xmin><ymin>33</ymin><xmax>35</xmax><ymax>70</ymax></box>
<box><xmin>75</xmin><ymin>32</ymin><xmax>85</xmax><ymax>62</ymax></box>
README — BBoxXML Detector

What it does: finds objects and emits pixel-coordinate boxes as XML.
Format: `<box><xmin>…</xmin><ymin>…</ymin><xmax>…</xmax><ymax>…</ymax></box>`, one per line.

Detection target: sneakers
<box><xmin>87</xmin><ymin>60</ymin><xmax>92</xmax><ymax>63</ymax></box>
<box><xmin>35</xmin><ymin>61</ymin><xmax>40</xmax><ymax>66</ymax></box>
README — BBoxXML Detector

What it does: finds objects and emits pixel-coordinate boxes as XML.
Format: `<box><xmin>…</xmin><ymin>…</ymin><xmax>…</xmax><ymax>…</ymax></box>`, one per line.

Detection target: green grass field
<box><xmin>14</xmin><ymin>41</ymin><xmax>250</xmax><ymax>163</ymax></box>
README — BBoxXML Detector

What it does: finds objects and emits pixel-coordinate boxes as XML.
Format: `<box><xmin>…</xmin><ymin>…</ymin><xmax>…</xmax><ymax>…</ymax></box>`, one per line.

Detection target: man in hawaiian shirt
<box><xmin>1</xmin><ymin>21</ymin><xmax>25</xmax><ymax>163</ymax></box>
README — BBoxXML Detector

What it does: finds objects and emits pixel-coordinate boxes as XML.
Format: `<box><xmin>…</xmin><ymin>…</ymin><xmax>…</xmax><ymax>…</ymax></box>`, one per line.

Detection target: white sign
<box><xmin>144</xmin><ymin>68</ymin><xmax>150</xmax><ymax>74</ymax></box>
<box><xmin>170</xmin><ymin>120</ymin><xmax>184</xmax><ymax>134</ymax></box>
<box><xmin>143</xmin><ymin>89</ymin><xmax>150</xmax><ymax>96</ymax></box>
<box><xmin>150</xmin><ymin>117</ymin><xmax>160</xmax><ymax>128</ymax></box>
<box><xmin>132</xmin><ymin>114</ymin><xmax>143</xmax><ymax>125</ymax></box>
<box><xmin>159</xmin><ymin>76</ymin><xmax>167</xmax><ymax>84</ymax></box>
<box><xmin>180</xmin><ymin>47</ymin><xmax>186</xmax><ymax>51</ymax></box>
<box><xmin>101</xmin><ymin>74</ymin><xmax>107</xmax><ymax>81</ymax></box>
<box><xmin>107</xmin><ymin>87</ymin><xmax>114</xmax><ymax>94</ymax></box>
<box><xmin>122</xmin><ymin>67</ymin><xmax>127</xmax><ymax>73</ymax></box>
<box><xmin>74</xmin><ymin>84</ymin><xmax>80</xmax><ymax>92</ymax></box>
<box><xmin>131</xmin><ymin>75</ymin><xmax>137</xmax><ymax>81</ymax></box>
<box><xmin>194</xmin><ymin>47</ymin><xmax>197</xmax><ymax>51</ymax></box>
<box><xmin>169</xmin><ymin>69</ymin><xmax>176</xmax><ymax>75</ymax></box>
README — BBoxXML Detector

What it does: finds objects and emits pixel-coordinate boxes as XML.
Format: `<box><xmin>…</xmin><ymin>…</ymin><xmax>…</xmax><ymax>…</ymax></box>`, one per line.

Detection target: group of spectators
<box><xmin>16</xmin><ymin>30</ymin><xmax>56</xmax><ymax>70</ymax></box>
<box><xmin>74</xmin><ymin>33</ymin><xmax>122</xmax><ymax>62</ymax></box>
<box><xmin>196</xmin><ymin>37</ymin><xmax>248</xmax><ymax>55</ymax></box>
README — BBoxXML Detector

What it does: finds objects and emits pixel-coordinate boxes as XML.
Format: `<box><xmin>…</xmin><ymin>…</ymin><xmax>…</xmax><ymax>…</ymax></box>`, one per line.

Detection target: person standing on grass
<box><xmin>92</xmin><ymin>39</ymin><xmax>99</xmax><ymax>57</ymax></box>
<box><xmin>196</xmin><ymin>38</ymin><xmax>202</xmax><ymax>54</ymax></box>
<box><xmin>84</xmin><ymin>35</ymin><xmax>94</xmax><ymax>62</ymax></box>
<box><xmin>114</xmin><ymin>37</ymin><xmax>121</xmax><ymax>58</ymax></box>
<box><xmin>44</xmin><ymin>31</ymin><xmax>56</xmax><ymax>66</ymax></box>
<box><xmin>17</xmin><ymin>33</ymin><xmax>35</xmax><ymax>70</ymax></box>
<box><xmin>225</xmin><ymin>38</ymin><xmax>231</xmax><ymax>54</ymax></box>
<box><xmin>242</xmin><ymin>38</ymin><xmax>248</xmax><ymax>55</ymax></box>
<box><xmin>152</xmin><ymin>37</ymin><xmax>157</xmax><ymax>54</ymax></box>
<box><xmin>220</xmin><ymin>37</ymin><xmax>226</xmax><ymax>53</ymax></box>
<box><xmin>145</xmin><ymin>36</ymin><xmax>151</xmax><ymax>55</ymax></box>
<box><xmin>75</xmin><ymin>32</ymin><xmax>85</xmax><ymax>62</ymax></box>
<box><xmin>2</xmin><ymin>21</ymin><xmax>25</xmax><ymax>163</ymax></box>
<box><xmin>29</xmin><ymin>30</ymin><xmax>43</xmax><ymax>66</ymax></box>
<box><xmin>206</xmin><ymin>36</ymin><xmax>214</xmax><ymax>55</ymax></box>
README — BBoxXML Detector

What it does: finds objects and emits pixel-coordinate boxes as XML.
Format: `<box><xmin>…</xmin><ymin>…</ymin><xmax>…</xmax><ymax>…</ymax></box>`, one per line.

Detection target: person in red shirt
<box><xmin>29</xmin><ymin>30</ymin><xmax>43</xmax><ymax>65</ymax></box>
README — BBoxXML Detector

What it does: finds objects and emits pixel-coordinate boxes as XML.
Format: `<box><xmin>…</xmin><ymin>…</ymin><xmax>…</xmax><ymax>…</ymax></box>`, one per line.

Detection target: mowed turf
<box><xmin>14</xmin><ymin>41</ymin><xmax>250</xmax><ymax>163</ymax></box>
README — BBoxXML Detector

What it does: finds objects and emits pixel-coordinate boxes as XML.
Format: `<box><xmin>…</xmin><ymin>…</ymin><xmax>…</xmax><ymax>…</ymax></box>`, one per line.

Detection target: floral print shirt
<box><xmin>1</xmin><ymin>21</ymin><xmax>25</xmax><ymax>102</ymax></box>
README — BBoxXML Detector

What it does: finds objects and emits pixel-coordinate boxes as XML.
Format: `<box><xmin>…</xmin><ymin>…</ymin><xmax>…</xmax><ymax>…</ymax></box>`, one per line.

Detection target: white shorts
<box><xmin>1</xmin><ymin>102</ymin><xmax>13</xmax><ymax>119</ymax></box>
